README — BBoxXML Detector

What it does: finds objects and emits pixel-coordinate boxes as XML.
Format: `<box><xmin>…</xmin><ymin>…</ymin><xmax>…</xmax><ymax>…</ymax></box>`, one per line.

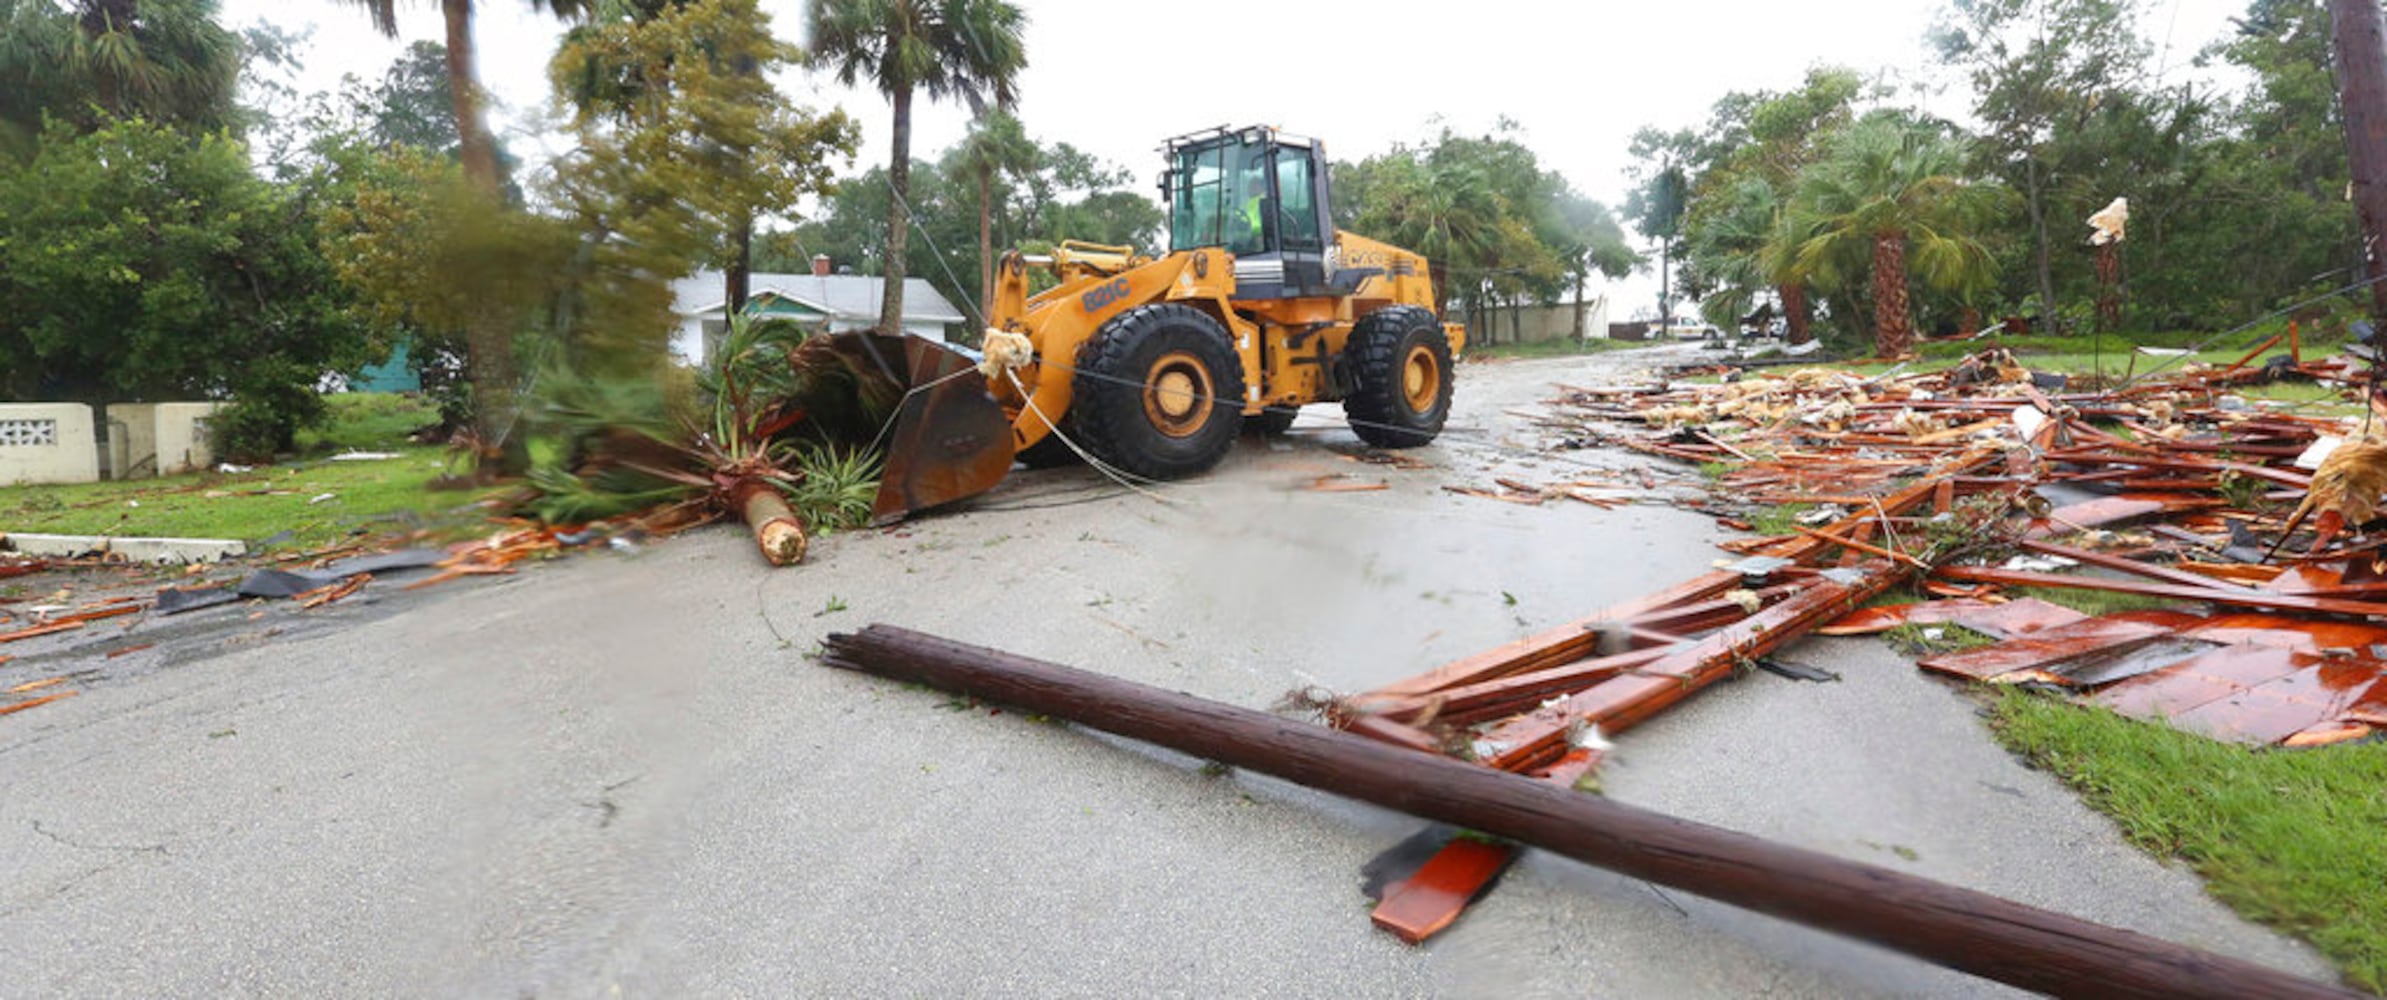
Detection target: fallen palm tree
<box><xmin>519</xmin><ymin>314</ymin><xmax>899</xmax><ymax>565</ymax></box>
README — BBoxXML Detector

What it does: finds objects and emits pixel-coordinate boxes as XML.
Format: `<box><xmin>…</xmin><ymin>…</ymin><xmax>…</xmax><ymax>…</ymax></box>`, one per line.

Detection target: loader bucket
<box><xmin>867</xmin><ymin>335</ymin><xmax>1017</xmax><ymax>525</ymax></box>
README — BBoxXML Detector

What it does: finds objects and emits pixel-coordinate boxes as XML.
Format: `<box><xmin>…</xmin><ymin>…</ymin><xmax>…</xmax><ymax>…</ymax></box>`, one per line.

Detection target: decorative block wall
<box><xmin>0</xmin><ymin>403</ymin><xmax>100</xmax><ymax>486</ymax></box>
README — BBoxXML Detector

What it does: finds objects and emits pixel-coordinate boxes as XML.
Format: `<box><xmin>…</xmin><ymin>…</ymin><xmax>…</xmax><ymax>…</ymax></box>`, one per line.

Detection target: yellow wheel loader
<box><xmin>870</xmin><ymin>125</ymin><xmax>1465</xmax><ymax>522</ymax></box>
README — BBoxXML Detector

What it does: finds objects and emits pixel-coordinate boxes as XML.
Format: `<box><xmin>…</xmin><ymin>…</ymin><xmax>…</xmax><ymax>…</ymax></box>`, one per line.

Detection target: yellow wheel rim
<box><xmin>1142</xmin><ymin>350</ymin><xmax>1214</xmax><ymax>438</ymax></box>
<box><xmin>1401</xmin><ymin>344</ymin><xmax>1440</xmax><ymax>412</ymax></box>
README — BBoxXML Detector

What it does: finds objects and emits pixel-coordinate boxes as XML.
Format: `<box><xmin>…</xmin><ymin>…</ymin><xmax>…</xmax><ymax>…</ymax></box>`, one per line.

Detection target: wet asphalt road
<box><xmin>0</xmin><ymin>343</ymin><xmax>2339</xmax><ymax>996</ymax></box>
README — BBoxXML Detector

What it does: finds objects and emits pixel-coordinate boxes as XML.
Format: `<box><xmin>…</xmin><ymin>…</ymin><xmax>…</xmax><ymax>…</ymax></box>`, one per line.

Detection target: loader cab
<box><xmin>1160</xmin><ymin>126</ymin><xmax>1340</xmax><ymax>299</ymax></box>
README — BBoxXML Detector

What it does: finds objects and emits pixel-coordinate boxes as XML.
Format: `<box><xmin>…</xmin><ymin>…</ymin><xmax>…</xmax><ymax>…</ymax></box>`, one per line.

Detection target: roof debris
<box><xmin>1323</xmin><ymin>343</ymin><xmax>2387</xmax><ymax>940</ymax></box>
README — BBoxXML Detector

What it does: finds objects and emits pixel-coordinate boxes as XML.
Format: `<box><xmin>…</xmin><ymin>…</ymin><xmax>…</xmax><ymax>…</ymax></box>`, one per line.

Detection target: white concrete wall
<box><xmin>0</xmin><ymin>403</ymin><xmax>100</xmax><ymax>486</ymax></box>
<box><xmin>103</xmin><ymin>402</ymin><xmax>220</xmax><ymax>479</ymax></box>
<box><xmin>152</xmin><ymin>402</ymin><xmax>222</xmax><ymax>476</ymax></box>
<box><xmin>104</xmin><ymin>403</ymin><xmax>157</xmax><ymax>479</ymax></box>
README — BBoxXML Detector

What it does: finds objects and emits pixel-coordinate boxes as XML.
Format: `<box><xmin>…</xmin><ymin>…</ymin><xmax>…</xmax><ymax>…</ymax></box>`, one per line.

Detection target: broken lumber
<box><xmin>818</xmin><ymin>624</ymin><xmax>2355</xmax><ymax>1000</ymax></box>
<box><xmin>1937</xmin><ymin>565</ymin><xmax>2387</xmax><ymax>617</ymax></box>
<box><xmin>0</xmin><ymin>690</ymin><xmax>76</xmax><ymax>716</ymax></box>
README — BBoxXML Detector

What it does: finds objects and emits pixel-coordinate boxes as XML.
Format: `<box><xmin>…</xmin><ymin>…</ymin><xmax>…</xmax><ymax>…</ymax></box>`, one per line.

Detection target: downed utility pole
<box><xmin>2335</xmin><ymin>0</ymin><xmax>2387</xmax><ymax>324</ymax></box>
<box><xmin>819</xmin><ymin>625</ymin><xmax>2359</xmax><ymax>1000</ymax></box>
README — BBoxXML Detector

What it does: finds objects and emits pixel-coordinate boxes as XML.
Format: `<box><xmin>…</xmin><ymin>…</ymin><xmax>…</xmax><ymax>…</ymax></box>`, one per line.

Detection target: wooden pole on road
<box><xmin>818</xmin><ymin>624</ymin><xmax>2359</xmax><ymax>1000</ymax></box>
<box><xmin>2332</xmin><ymin>0</ymin><xmax>2387</xmax><ymax>323</ymax></box>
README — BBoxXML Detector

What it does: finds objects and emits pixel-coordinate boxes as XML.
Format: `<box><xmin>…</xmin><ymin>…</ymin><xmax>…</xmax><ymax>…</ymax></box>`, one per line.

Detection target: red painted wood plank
<box><xmin>1369</xmin><ymin>838</ymin><xmax>1518</xmax><ymax>945</ymax></box>
<box><xmin>1935</xmin><ymin>565</ymin><xmax>2387</xmax><ymax>618</ymax></box>
<box><xmin>1916</xmin><ymin>613</ymin><xmax>2201</xmax><ymax>682</ymax></box>
<box><xmin>2092</xmin><ymin>644</ymin><xmax>2312</xmax><ymax>721</ymax></box>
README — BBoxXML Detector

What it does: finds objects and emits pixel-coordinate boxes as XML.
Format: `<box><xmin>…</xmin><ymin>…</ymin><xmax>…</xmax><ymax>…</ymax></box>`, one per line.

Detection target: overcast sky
<box><xmin>218</xmin><ymin>0</ymin><xmax>2251</xmax><ymax>317</ymax></box>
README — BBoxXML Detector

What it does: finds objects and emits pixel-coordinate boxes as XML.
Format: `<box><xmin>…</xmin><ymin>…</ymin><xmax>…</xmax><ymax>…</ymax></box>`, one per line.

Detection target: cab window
<box><xmin>1273</xmin><ymin>148</ymin><xmax>1320</xmax><ymax>250</ymax></box>
<box><xmin>1170</xmin><ymin>139</ymin><xmax>1271</xmax><ymax>255</ymax></box>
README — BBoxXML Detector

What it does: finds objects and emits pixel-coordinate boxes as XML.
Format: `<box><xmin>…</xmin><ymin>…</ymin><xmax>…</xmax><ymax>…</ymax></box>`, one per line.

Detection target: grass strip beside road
<box><xmin>0</xmin><ymin>445</ymin><xmax>489</xmax><ymax>550</ymax></box>
<box><xmin>0</xmin><ymin>394</ymin><xmax>503</xmax><ymax>551</ymax></box>
<box><xmin>1991</xmin><ymin>690</ymin><xmax>2387</xmax><ymax>993</ymax></box>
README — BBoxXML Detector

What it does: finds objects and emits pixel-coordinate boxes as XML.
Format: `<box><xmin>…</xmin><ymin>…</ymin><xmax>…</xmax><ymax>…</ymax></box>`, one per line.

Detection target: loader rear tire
<box><xmin>1073</xmin><ymin>304</ymin><xmax>1245</xmax><ymax>479</ymax></box>
<box><xmin>1343</xmin><ymin>305</ymin><xmax>1453</xmax><ymax>448</ymax></box>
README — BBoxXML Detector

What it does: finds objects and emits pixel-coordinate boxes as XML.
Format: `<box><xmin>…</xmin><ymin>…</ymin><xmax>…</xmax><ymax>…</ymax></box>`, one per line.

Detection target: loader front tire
<box><xmin>1073</xmin><ymin>304</ymin><xmax>1245</xmax><ymax>479</ymax></box>
<box><xmin>1343</xmin><ymin>305</ymin><xmax>1453</xmax><ymax>448</ymax></box>
<box><xmin>1014</xmin><ymin>429</ymin><xmax>1080</xmax><ymax>468</ymax></box>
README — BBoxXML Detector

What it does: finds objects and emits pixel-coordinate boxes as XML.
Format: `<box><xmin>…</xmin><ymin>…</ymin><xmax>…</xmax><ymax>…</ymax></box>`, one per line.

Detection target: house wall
<box><xmin>0</xmin><ymin>403</ymin><xmax>100</xmax><ymax>486</ymax></box>
<box><xmin>671</xmin><ymin>317</ymin><xmax>706</xmax><ymax>365</ymax></box>
<box><xmin>1463</xmin><ymin>303</ymin><xmax>1607</xmax><ymax>345</ymax></box>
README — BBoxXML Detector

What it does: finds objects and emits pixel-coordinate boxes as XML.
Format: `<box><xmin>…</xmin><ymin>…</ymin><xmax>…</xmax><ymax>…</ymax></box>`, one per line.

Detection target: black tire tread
<box><xmin>1341</xmin><ymin>305</ymin><xmax>1453</xmax><ymax>448</ymax></box>
<box><xmin>1071</xmin><ymin>303</ymin><xmax>1246</xmax><ymax>479</ymax></box>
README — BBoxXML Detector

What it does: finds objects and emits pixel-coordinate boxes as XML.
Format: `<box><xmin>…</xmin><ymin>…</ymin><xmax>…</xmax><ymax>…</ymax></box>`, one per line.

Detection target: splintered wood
<box><xmin>1334</xmin><ymin>345</ymin><xmax>2387</xmax><ymax>941</ymax></box>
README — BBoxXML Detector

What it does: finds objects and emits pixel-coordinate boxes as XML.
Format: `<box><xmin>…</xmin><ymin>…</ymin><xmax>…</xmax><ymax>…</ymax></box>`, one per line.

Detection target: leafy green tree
<box><xmin>1788</xmin><ymin>114</ymin><xmax>2007</xmax><ymax>356</ymax></box>
<box><xmin>544</xmin><ymin>0</ymin><xmax>857</xmax><ymax>372</ymax></box>
<box><xmin>1551</xmin><ymin>190</ymin><xmax>1638</xmax><ymax>336</ymax></box>
<box><xmin>2149</xmin><ymin>0</ymin><xmax>2361</xmax><ymax>324</ymax></box>
<box><xmin>1934</xmin><ymin>0</ymin><xmax>2148</xmax><ymax>324</ymax></box>
<box><xmin>804</xmin><ymin>0</ymin><xmax>1026</xmax><ymax>330</ymax></box>
<box><xmin>365</xmin><ymin>40</ymin><xmax>462</xmax><ymax>153</ymax></box>
<box><xmin>1624</xmin><ymin>127</ymin><xmax>1694</xmax><ymax>324</ymax></box>
<box><xmin>0</xmin><ymin>118</ymin><xmax>378</xmax><ymax>451</ymax></box>
<box><xmin>333</xmin><ymin>0</ymin><xmax>594</xmax><ymax>475</ymax></box>
<box><xmin>1679</xmin><ymin>67</ymin><xmax>1868</xmax><ymax>342</ymax></box>
<box><xmin>318</xmin><ymin>146</ymin><xmax>573</xmax><ymax>421</ymax></box>
<box><xmin>955</xmin><ymin>109</ymin><xmax>1035</xmax><ymax>312</ymax></box>
<box><xmin>1334</xmin><ymin>124</ymin><xmax>1625</xmax><ymax>342</ymax></box>
<box><xmin>767</xmin><ymin>131</ymin><xmax>1157</xmax><ymax>327</ymax></box>
<box><xmin>0</xmin><ymin>0</ymin><xmax>241</xmax><ymax>158</ymax></box>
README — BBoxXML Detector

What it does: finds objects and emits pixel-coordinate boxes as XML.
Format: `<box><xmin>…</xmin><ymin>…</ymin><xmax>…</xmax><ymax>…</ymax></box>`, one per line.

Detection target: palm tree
<box><xmin>1787</xmin><ymin>115</ymin><xmax>2004</xmax><ymax>357</ymax></box>
<box><xmin>1689</xmin><ymin>176</ymin><xmax>1821</xmax><ymax>345</ymax></box>
<box><xmin>0</xmin><ymin>0</ymin><xmax>239</xmax><ymax>157</ymax></box>
<box><xmin>336</xmin><ymin>0</ymin><xmax>589</xmax><ymax>196</ymax></box>
<box><xmin>954</xmin><ymin>108</ymin><xmax>1035</xmax><ymax>314</ymax></box>
<box><xmin>334</xmin><ymin>0</ymin><xmax>591</xmax><ymax>476</ymax></box>
<box><xmin>805</xmin><ymin>0</ymin><xmax>1026</xmax><ymax>332</ymax></box>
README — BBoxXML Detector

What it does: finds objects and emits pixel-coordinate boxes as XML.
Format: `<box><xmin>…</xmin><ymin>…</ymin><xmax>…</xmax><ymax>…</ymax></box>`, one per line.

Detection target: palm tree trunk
<box><xmin>879</xmin><ymin>84</ymin><xmax>913</xmax><ymax>333</ymax></box>
<box><xmin>729</xmin><ymin>478</ymin><xmax>807</xmax><ymax>566</ymax></box>
<box><xmin>443</xmin><ymin>0</ymin><xmax>525</xmax><ymax>478</ymax></box>
<box><xmin>728</xmin><ymin>212</ymin><xmax>753</xmax><ymax>315</ymax></box>
<box><xmin>1658</xmin><ymin>242</ymin><xmax>1672</xmax><ymax>329</ymax></box>
<box><xmin>442</xmin><ymin>1</ymin><xmax>500</xmax><ymax>196</ymax></box>
<box><xmin>1782</xmin><ymin>283</ymin><xmax>1810</xmax><ymax>345</ymax></box>
<box><xmin>1873</xmin><ymin>231</ymin><xmax>1914</xmax><ymax>358</ymax></box>
<box><xmin>979</xmin><ymin>167</ymin><xmax>993</xmax><ymax>323</ymax></box>
<box><xmin>1572</xmin><ymin>270</ymin><xmax>1585</xmax><ymax>339</ymax></box>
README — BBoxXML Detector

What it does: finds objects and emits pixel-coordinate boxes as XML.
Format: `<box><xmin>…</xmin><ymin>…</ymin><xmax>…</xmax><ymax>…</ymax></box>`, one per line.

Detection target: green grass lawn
<box><xmin>0</xmin><ymin>394</ymin><xmax>502</xmax><ymax>550</ymax></box>
<box><xmin>1992</xmin><ymin>691</ymin><xmax>2387</xmax><ymax>992</ymax></box>
<box><xmin>1827</xmin><ymin>323</ymin><xmax>2348</xmax><ymax>383</ymax></box>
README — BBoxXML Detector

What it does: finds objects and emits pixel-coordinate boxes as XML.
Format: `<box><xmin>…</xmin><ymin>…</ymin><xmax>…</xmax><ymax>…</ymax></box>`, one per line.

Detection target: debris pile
<box><xmin>1323</xmin><ymin>343</ymin><xmax>2386</xmax><ymax>940</ymax></box>
<box><xmin>1361</xmin><ymin>346</ymin><xmax>2387</xmax><ymax>755</ymax></box>
<box><xmin>516</xmin><ymin>320</ymin><xmax>904</xmax><ymax>566</ymax></box>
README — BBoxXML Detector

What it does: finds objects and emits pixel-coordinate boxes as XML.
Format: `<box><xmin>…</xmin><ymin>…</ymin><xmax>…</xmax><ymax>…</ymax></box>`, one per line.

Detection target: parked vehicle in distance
<box><xmin>1664</xmin><ymin>320</ymin><xmax>1724</xmax><ymax>340</ymax></box>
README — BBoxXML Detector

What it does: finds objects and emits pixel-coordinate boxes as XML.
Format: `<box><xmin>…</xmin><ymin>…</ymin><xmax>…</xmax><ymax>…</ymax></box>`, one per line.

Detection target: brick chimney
<box><xmin>811</xmin><ymin>254</ymin><xmax>831</xmax><ymax>277</ymax></box>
